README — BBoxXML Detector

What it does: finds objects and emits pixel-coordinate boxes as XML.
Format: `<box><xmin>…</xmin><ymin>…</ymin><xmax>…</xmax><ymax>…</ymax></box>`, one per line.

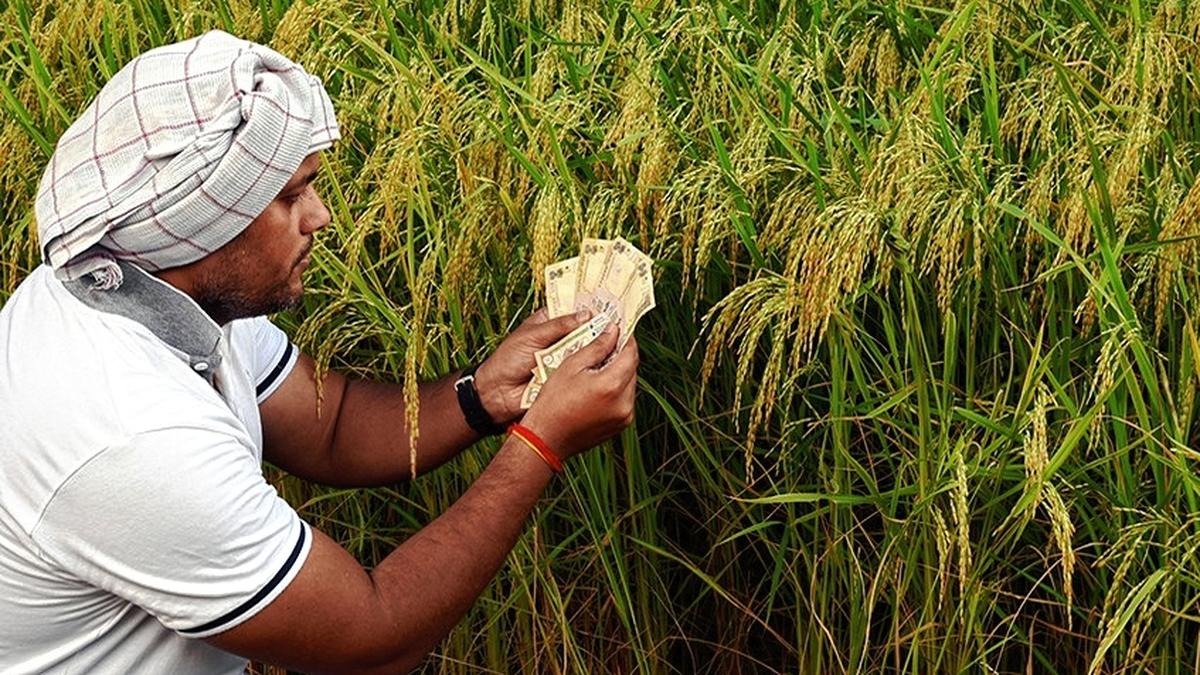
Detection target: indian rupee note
<box><xmin>520</xmin><ymin>379</ymin><xmax>542</xmax><ymax>409</ymax></box>
<box><xmin>520</xmin><ymin>368</ymin><xmax>544</xmax><ymax>410</ymax></box>
<box><xmin>588</xmin><ymin>237</ymin><xmax>642</xmax><ymax>333</ymax></box>
<box><xmin>616</xmin><ymin>254</ymin><xmax>655</xmax><ymax>351</ymax></box>
<box><xmin>533</xmin><ymin>313</ymin><xmax>610</xmax><ymax>382</ymax></box>
<box><xmin>573</xmin><ymin>238</ymin><xmax>612</xmax><ymax>312</ymax></box>
<box><xmin>544</xmin><ymin>256</ymin><xmax>579</xmax><ymax>319</ymax></box>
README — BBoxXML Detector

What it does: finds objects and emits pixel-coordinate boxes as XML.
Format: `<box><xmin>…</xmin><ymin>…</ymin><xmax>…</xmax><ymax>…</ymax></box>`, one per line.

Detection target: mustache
<box><xmin>295</xmin><ymin>239</ymin><xmax>314</xmax><ymax>266</ymax></box>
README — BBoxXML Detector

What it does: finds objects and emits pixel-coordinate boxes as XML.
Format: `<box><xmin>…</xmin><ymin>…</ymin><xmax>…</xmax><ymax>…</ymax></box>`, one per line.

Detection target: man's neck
<box><xmin>154</xmin><ymin>267</ymin><xmax>232</xmax><ymax>326</ymax></box>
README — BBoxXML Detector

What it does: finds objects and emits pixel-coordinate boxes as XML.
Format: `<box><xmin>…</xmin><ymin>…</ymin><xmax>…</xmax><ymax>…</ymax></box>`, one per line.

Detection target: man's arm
<box><xmin>260</xmin><ymin>359</ymin><xmax>473</xmax><ymax>485</ymax></box>
<box><xmin>260</xmin><ymin>311</ymin><xmax>586</xmax><ymax>486</ymax></box>
<box><xmin>209</xmin><ymin>329</ymin><xmax>638</xmax><ymax>673</ymax></box>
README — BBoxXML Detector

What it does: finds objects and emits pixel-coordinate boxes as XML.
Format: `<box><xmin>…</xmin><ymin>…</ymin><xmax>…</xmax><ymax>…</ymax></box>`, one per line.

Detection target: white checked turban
<box><xmin>35</xmin><ymin>30</ymin><xmax>340</xmax><ymax>289</ymax></box>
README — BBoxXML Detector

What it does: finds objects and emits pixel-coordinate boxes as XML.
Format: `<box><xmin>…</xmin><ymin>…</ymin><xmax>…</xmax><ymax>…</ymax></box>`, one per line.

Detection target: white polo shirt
<box><xmin>0</xmin><ymin>262</ymin><xmax>307</xmax><ymax>674</ymax></box>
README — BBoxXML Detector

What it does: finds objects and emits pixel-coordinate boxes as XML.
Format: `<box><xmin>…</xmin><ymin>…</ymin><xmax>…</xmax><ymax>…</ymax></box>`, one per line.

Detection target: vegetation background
<box><xmin>5</xmin><ymin>0</ymin><xmax>1200</xmax><ymax>672</ymax></box>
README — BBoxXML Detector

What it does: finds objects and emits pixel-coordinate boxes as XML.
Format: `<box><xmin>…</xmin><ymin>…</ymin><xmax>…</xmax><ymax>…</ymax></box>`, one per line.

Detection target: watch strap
<box><xmin>454</xmin><ymin>364</ymin><xmax>505</xmax><ymax>437</ymax></box>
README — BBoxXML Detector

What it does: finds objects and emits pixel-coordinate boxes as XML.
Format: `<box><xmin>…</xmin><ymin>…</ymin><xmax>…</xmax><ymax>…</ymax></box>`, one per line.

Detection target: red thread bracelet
<box><xmin>508</xmin><ymin>423</ymin><xmax>563</xmax><ymax>474</ymax></box>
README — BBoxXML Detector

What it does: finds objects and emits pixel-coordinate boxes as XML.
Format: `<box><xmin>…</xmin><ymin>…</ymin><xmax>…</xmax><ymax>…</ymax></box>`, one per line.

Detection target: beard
<box><xmin>192</xmin><ymin>276</ymin><xmax>301</xmax><ymax>325</ymax></box>
<box><xmin>182</xmin><ymin>221</ymin><xmax>313</xmax><ymax>324</ymax></box>
<box><xmin>191</xmin><ymin>246</ymin><xmax>309</xmax><ymax>324</ymax></box>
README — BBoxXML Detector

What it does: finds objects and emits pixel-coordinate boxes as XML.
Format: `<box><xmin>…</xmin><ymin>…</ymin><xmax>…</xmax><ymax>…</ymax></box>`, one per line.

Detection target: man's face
<box><xmin>191</xmin><ymin>152</ymin><xmax>330</xmax><ymax>323</ymax></box>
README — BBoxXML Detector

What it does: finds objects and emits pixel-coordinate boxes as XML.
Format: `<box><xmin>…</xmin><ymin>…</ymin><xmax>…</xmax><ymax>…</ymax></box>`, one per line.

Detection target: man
<box><xmin>0</xmin><ymin>31</ymin><xmax>638</xmax><ymax>673</ymax></box>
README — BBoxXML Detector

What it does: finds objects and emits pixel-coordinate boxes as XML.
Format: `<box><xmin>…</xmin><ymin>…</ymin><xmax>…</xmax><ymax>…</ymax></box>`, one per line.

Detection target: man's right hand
<box><xmin>519</xmin><ymin>324</ymin><xmax>640</xmax><ymax>461</ymax></box>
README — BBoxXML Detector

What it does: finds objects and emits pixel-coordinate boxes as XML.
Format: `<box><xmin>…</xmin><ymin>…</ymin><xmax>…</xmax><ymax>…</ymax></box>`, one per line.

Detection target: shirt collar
<box><xmin>62</xmin><ymin>260</ymin><xmax>224</xmax><ymax>384</ymax></box>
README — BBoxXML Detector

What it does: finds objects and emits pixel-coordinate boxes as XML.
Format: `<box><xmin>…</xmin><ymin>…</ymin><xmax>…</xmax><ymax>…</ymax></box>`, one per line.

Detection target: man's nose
<box><xmin>301</xmin><ymin>193</ymin><xmax>331</xmax><ymax>234</ymax></box>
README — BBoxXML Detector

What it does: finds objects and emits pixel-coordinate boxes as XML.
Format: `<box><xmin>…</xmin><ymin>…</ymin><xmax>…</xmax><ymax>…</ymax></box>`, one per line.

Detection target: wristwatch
<box><xmin>454</xmin><ymin>364</ymin><xmax>506</xmax><ymax>437</ymax></box>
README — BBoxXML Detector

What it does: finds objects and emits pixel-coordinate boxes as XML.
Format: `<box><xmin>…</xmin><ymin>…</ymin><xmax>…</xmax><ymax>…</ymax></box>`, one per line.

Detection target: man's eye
<box><xmin>282</xmin><ymin>192</ymin><xmax>302</xmax><ymax>205</ymax></box>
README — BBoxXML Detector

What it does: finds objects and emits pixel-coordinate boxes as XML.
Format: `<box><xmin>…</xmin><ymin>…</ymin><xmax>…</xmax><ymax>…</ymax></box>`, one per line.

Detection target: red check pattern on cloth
<box><xmin>35</xmin><ymin>30</ymin><xmax>340</xmax><ymax>290</ymax></box>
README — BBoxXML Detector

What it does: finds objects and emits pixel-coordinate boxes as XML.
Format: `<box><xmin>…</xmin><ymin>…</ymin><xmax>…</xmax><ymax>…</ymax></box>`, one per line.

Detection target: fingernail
<box><xmin>575</xmin><ymin>309</ymin><xmax>589</xmax><ymax>321</ymax></box>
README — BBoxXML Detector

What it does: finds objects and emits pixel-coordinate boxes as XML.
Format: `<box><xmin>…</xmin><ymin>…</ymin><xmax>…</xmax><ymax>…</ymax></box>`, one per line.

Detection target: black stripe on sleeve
<box><xmin>178</xmin><ymin>524</ymin><xmax>308</xmax><ymax>636</ymax></box>
<box><xmin>256</xmin><ymin>342</ymin><xmax>296</xmax><ymax>397</ymax></box>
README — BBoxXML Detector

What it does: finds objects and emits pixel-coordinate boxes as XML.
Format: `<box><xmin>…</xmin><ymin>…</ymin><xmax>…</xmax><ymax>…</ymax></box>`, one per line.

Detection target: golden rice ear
<box><xmin>637</xmin><ymin>127</ymin><xmax>676</xmax><ymax>242</ymax></box>
<box><xmin>295</xmin><ymin>296</ymin><xmax>368</xmax><ymax>416</ymax></box>
<box><xmin>842</xmin><ymin>20</ymin><xmax>903</xmax><ymax>109</ymax></box>
<box><xmin>931</xmin><ymin>506</ymin><xmax>952</xmax><ymax>613</ymax></box>
<box><xmin>605</xmin><ymin>44</ymin><xmax>661</xmax><ymax>177</ymax></box>
<box><xmin>1012</xmin><ymin>386</ymin><xmax>1077</xmax><ymax>625</ymax></box>
<box><xmin>269</xmin><ymin>0</ymin><xmax>339</xmax><ymax>71</ymax></box>
<box><xmin>1021</xmin><ymin>386</ymin><xmax>1052</xmax><ymax>520</ymax></box>
<box><xmin>530</xmin><ymin>180</ymin><xmax>566</xmax><ymax>295</ymax></box>
<box><xmin>403</xmin><ymin>253</ymin><xmax>441</xmax><ymax>479</ymax></box>
<box><xmin>1045</xmin><ymin>486</ymin><xmax>1076</xmax><ymax>628</ymax></box>
<box><xmin>0</xmin><ymin>124</ymin><xmax>40</xmax><ymax>296</ymax></box>
<box><xmin>1155</xmin><ymin>176</ymin><xmax>1200</xmax><ymax>335</ymax></box>
<box><xmin>955</xmin><ymin>449</ymin><xmax>973</xmax><ymax>593</ymax></box>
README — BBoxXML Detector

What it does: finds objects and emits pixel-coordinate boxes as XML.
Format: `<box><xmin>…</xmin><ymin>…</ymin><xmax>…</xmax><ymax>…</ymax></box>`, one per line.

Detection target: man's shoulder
<box><xmin>0</xmin><ymin>266</ymin><xmax>244</xmax><ymax>532</ymax></box>
<box><xmin>2</xmin><ymin>264</ymin><xmax>160</xmax><ymax>354</ymax></box>
<box><xmin>1</xmin><ymin>264</ymin><xmax>212</xmax><ymax>406</ymax></box>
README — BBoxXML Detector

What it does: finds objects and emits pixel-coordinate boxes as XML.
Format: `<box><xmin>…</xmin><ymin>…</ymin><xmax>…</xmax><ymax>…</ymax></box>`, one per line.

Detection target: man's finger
<box><xmin>617</xmin><ymin>371</ymin><xmax>638</xmax><ymax>406</ymax></box>
<box><xmin>527</xmin><ymin>311</ymin><xmax>589</xmax><ymax>345</ymax></box>
<box><xmin>604</xmin><ymin>335</ymin><xmax>640</xmax><ymax>381</ymax></box>
<box><xmin>564</xmin><ymin>325</ymin><xmax>618</xmax><ymax>371</ymax></box>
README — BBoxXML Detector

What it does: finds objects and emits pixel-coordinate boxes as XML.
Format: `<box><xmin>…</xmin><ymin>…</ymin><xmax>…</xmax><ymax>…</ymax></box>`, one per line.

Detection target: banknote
<box><xmin>544</xmin><ymin>256</ymin><xmax>579</xmax><ymax>319</ymax></box>
<box><xmin>533</xmin><ymin>312</ymin><xmax>610</xmax><ymax>382</ymax></box>
<box><xmin>523</xmin><ymin>238</ymin><xmax>655</xmax><ymax>409</ymax></box>
<box><xmin>573</xmin><ymin>238</ymin><xmax>613</xmax><ymax>312</ymax></box>
<box><xmin>587</xmin><ymin>237</ymin><xmax>643</xmax><ymax>333</ymax></box>
<box><xmin>520</xmin><ymin>378</ymin><xmax>542</xmax><ymax>408</ymax></box>
<box><xmin>616</xmin><ymin>253</ymin><xmax>655</xmax><ymax>350</ymax></box>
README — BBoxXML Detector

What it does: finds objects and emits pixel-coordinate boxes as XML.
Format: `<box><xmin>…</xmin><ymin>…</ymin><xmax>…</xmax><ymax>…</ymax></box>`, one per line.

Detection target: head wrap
<box><xmin>35</xmin><ymin>30</ymin><xmax>340</xmax><ymax>290</ymax></box>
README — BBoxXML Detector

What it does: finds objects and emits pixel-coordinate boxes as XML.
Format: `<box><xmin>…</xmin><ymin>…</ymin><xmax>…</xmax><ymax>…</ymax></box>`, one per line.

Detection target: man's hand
<box><xmin>519</xmin><ymin>325</ymin><xmax>639</xmax><ymax>459</ymax></box>
<box><xmin>473</xmin><ymin>309</ymin><xmax>590</xmax><ymax>425</ymax></box>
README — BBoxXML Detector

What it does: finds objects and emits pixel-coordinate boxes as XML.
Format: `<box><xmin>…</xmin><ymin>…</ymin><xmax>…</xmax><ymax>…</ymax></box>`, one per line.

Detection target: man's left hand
<box><xmin>473</xmin><ymin>308</ymin><xmax>590</xmax><ymax>426</ymax></box>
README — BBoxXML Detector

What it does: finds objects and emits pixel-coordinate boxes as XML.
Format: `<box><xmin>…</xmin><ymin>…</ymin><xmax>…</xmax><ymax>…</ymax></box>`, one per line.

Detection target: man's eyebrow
<box><xmin>282</xmin><ymin>170</ymin><xmax>319</xmax><ymax>193</ymax></box>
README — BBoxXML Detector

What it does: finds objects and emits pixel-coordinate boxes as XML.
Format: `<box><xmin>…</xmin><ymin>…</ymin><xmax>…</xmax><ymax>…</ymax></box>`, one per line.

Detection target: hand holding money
<box><xmin>518</xmin><ymin>324</ymin><xmax>639</xmax><ymax>459</ymax></box>
<box><xmin>522</xmin><ymin>237</ymin><xmax>655</xmax><ymax>409</ymax></box>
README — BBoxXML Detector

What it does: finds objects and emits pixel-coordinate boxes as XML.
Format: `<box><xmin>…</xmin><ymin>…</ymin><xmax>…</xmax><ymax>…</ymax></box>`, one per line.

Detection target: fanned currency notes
<box><xmin>521</xmin><ymin>237</ymin><xmax>655</xmax><ymax>408</ymax></box>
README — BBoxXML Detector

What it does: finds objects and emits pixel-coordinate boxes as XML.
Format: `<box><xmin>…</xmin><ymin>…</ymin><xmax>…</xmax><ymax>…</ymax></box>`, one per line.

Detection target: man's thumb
<box><xmin>533</xmin><ymin>312</ymin><xmax>587</xmax><ymax>345</ymax></box>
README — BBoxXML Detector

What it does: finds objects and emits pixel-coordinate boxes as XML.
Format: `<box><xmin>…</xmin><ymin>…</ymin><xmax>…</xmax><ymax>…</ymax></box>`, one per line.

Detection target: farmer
<box><xmin>0</xmin><ymin>31</ymin><xmax>638</xmax><ymax>674</ymax></box>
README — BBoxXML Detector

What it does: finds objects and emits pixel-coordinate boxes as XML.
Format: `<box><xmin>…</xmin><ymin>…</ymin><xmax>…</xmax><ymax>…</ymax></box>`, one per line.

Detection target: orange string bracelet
<box><xmin>508</xmin><ymin>423</ymin><xmax>563</xmax><ymax>474</ymax></box>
